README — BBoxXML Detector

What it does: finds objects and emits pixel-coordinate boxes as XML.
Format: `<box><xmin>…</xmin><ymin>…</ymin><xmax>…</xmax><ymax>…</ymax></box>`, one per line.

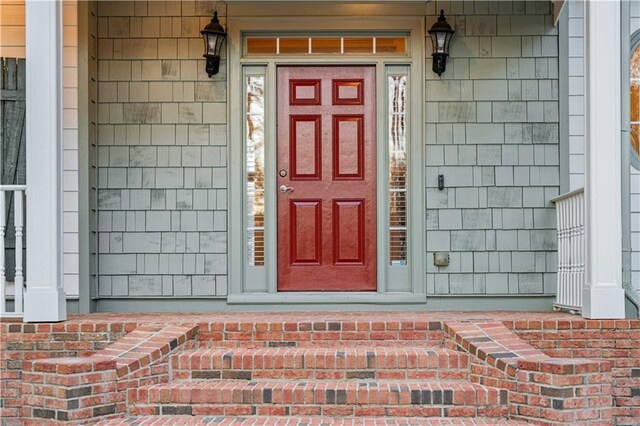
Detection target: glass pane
<box><xmin>247</xmin><ymin>229</ymin><xmax>265</xmax><ymax>265</ymax></box>
<box><xmin>279</xmin><ymin>37</ymin><xmax>309</xmax><ymax>54</ymax></box>
<box><xmin>246</xmin><ymin>37</ymin><xmax>277</xmax><ymax>54</ymax></box>
<box><xmin>388</xmin><ymin>74</ymin><xmax>408</xmax><ymax>266</ymax></box>
<box><xmin>390</xmin><ymin>229</ymin><xmax>407</xmax><ymax>266</ymax></box>
<box><xmin>631</xmin><ymin>46</ymin><xmax>640</xmax><ymax>156</ymax></box>
<box><xmin>375</xmin><ymin>37</ymin><xmax>406</xmax><ymax>54</ymax></box>
<box><xmin>390</xmin><ymin>189</ymin><xmax>407</xmax><ymax>228</ymax></box>
<box><xmin>632</xmin><ymin>80</ymin><xmax>639</xmax><ymax>122</ymax></box>
<box><xmin>311</xmin><ymin>37</ymin><xmax>341</xmax><ymax>54</ymax></box>
<box><xmin>344</xmin><ymin>37</ymin><xmax>373</xmax><ymax>54</ymax></box>
<box><xmin>246</xmin><ymin>75</ymin><xmax>266</xmax><ymax>266</ymax></box>
<box><xmin>632</xmin><ymin>46</ymin><xmax>640</xmax><ymax>78</ymax></box>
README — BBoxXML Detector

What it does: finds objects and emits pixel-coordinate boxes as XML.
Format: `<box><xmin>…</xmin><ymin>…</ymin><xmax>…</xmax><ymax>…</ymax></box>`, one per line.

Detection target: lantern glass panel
<box><xmin>444</xmin><ymin>32</ymin><xmax>453</xmax><ymax>53</ymax></box>
<box><xmin>217</xmin><ymin>34</ymin><xmax>226</xmax><ymax>55</ymax></box>
<box><xmin>436</xmin><ymin>33</ymin><xmax>446</xmax><ymax>52</ymax></box>
<box><xmin>208</xmin><ymin>35</ymin><xmax>218</xmax><ymax>53</ymax></box>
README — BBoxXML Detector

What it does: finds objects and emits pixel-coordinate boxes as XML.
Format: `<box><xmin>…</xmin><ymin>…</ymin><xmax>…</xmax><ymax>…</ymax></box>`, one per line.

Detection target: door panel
<box><xmin>277</xmin><ymin>66</ymin><xmax>376</xmax><ymax>291</ymax></box>
<box><xmin>289</xmin><ymin>200</ymin><xmax>322</xmax><ymax>265</ymax></box>
<box><xmin>333</xmin><ymin>115</ymin><xmax>364</xmax><ymax>179</ymax></box>
<box><xmin>333</xmin><ymin>199</ymin><xmax>365</xmax><ymax>265</ymax></box>
<box><xmin>290</xmin><ymin>116</ymin><xmax>321</xmax><ymax>180</ymax></box>
<box><xmin>290</xmin><ymin>80</ymin><xmax>321</xmax><ymax>105</ymax></box>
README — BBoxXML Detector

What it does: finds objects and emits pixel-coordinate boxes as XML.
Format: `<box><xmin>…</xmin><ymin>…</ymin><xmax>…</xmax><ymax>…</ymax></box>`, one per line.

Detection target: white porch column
<box><xmin>23</xmin><ymin>0</ymin><xmax>67</xmax><ymax>322</ymax></box>
<box><xmin>582</xmin><ymin>0</ymin><xmax>625</xmax><ymax>319</ymax></box>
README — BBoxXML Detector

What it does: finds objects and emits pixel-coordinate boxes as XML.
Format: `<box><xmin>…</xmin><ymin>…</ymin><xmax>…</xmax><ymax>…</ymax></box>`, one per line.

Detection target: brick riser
<box><xmin>128</xmin><ymin>381</ymin><xmax>508</xmax><ymax>418</ymax></box>
<box><xmin>98</xmin><ymin>416</ymin><xmax>532</xmax><ymax>425</ymax></box>
<box><xmin>194</xmin><ymin>321</ymin><xmax>446</xmax><ymax>349</ymax></box>
<box><xmin>170</xmin><ymin>348</ymin><xmax>469</xmax><ymax>382</ymax></box>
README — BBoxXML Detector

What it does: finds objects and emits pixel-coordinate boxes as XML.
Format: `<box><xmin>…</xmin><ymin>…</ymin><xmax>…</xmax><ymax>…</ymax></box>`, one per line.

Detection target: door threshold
<box><xmin>227</xmin><ymin>292</ymin><xmax>426</xmax><ymax>305</ymax></box>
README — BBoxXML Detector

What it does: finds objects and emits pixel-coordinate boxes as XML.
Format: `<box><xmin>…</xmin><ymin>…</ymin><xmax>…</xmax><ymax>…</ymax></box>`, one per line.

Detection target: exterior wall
<box><xmin>96</xmin><ymin>1</ymin><xmax>228</xmax><ymax>298</ymax></box>
<box><xmin>568</xmin><ymin>0</ymin><xmax>640</xmax><ymax>291</ymax></box>
<box><xmin>515</xmin><ymin>320</ymin><xmax>640</xmax><ymax>424</ymax></box>
<box><xmin>63</xmin><ymin>0</ymin><xmax>80</xmax><ymax>298</ymax></box>
<box><xmin>424</xmin><ymin>1</ymin><xmax>559</xmax><ymax>296</ymax></box>
<box><xmin>0</xmin><ymin>321</ymin><xmax>131</xmax><ymax>421</ymax></box>
<box><xmin>93</xmin><ymin>1</ymin><xmax>558</xmax><ymax>301</ymax></box>
<box><xmin>0</xmin><ymin>0</ymin><xmax>80</xmax><ymax>297</ymax></box>
<box><xmin>567</xmin><ymin>0</ymin><xmax>584</xmax><ymax>191</ymax></box>
<box><xmin>0</xmin><ymin>0</ymin><xmax>25</xmax><ymax>58</ymax></box>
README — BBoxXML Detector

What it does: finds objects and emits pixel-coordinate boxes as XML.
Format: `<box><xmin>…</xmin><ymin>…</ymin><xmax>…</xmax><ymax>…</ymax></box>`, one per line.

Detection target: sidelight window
<box><xmin>246</xmin><ymin>75</ymin><xmax>266</xmax><ymax>265</ymax></box>
<box><xmin>388</xmin><ymin>73</ymin><xmax>408</xmax><ymax>266</ymax></box>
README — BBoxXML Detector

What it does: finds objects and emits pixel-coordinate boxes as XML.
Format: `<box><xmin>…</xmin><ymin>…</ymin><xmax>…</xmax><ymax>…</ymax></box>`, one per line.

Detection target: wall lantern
<box><xmin>428</xmin><ymin>10</ymin><xmax>455</xmax><ymax>76</ymax></box>
<box><xmin>201</xmin><ymin>11</ymin><xmax>227</xmax><ymax>77</ymax></box>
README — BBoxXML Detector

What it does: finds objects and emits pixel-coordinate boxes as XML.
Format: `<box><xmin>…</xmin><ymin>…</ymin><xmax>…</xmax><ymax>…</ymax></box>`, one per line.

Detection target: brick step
<box><xmin>129</xmin><ymin>380</ymin><xmax>507</xmax><ymax>418</ymax></box>
<box><xmin>98</xmin><ymin>416</ymin><xmax>531</xmax><ymax>425</ymax></box>
<box><xmin>193</xmin><ymin>318</ymin><xmax>446</xmax><ymax>348</ymax></box>
<box><xmin>171</xmin><ymin>347</ymin><xmax>469</xmax><ymax>381</ymax></box>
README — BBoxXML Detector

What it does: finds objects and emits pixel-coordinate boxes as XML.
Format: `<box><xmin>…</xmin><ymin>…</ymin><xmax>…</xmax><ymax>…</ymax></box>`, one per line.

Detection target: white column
<box><xmin>23</xmin><ymin>0</ymin><xmax>67</xmax><ymax>322</ymax></box>
<box><xmin>582</xmin><ymin>0</ymin><xmax>625</xmax><ymax>319</ymax></box>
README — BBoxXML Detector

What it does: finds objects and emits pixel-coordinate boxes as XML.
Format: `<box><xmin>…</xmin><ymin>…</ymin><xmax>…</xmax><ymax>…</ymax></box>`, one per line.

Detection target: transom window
<box><xmin>245</xmin><ymin>35</ymin><xmax>407</xmax><ymax>56</ymax></box>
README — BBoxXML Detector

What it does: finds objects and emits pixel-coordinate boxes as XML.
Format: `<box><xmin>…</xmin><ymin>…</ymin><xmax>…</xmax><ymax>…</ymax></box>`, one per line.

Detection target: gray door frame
<box><xmin>227</xmin><ymin>14</ymin><xmax>426</xmax><ymax>304</ymax></box>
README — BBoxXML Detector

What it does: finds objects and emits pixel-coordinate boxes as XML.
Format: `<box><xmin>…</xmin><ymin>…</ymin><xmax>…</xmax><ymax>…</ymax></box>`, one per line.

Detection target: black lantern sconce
<box><xmin>201</xmin><ymin>11</ymin><xmax>228</xmax><ymax>77</ymax></box>
<box><xmin>428</xmin><ymin>10</ymin><xmax>455</xmax><ymax>76</ymax></box>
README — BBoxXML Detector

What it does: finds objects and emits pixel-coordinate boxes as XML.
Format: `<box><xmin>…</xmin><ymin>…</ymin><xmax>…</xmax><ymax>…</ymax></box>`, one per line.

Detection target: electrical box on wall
<box><xmin>433</xmin><ymin>252</ymin><xmax>450</xmax><ymax>267</ymax></box>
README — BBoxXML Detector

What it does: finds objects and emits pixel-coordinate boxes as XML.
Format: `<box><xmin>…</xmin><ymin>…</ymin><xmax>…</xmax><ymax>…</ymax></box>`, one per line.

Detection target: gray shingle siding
<box><xmin>424</xmin><ymin>1</ymin><xmax>559</xmax><ymax>295</ymax></box>
<box><xmin>95</xmin><ymin>0</ymin><xmax>562</xmax><ymax>299</ymax></box>
<box><xmin>96</xmin><ymin>1</ymin><xmax>228</xmax><ymax>297</ymax></box>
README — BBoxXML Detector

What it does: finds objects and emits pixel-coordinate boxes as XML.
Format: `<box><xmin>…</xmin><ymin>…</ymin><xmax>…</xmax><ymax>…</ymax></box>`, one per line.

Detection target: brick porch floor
<box><xmin>2</xmin><ymin>311</ymin><xmax>639</xmax><ymax>425</ymax></box>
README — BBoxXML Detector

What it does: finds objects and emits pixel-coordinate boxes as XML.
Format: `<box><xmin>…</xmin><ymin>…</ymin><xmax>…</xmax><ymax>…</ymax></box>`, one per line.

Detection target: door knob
<box><xmin>279</xmin><ymin>185</ymin><xmax>294</xmax><ymax>193</ymax></box>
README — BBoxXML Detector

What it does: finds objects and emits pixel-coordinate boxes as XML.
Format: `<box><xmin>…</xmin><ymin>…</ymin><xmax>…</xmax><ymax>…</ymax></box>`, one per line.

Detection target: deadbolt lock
<box><xmin>279</xmin><ymin>169</ymin><xmax>287</xmax><ymax>177</ymax></box>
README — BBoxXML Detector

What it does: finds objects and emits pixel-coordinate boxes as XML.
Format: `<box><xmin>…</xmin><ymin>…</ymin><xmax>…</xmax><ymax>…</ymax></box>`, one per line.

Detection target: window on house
<box><xmin>631</xmin><ymin>42</ymin><xmax>640</xmax><ymax>159</ymax></box>
<box><xmin>388</xmin><ymin>73</ymin><xmax>408</xmax><ymax>266</ymax></box>
<box><xmin>245</xmin><ymin>35</ymin><xmax>407</xmax><ymax>56</ymax></box>
<box><xmin>246</xmin><ymin>75</ymin><xmax>265</xmax><ymax>266</ymax></box>
<box><xmin>630</xmin><ymin>46</ymin><xmax>640</xmax><ymax>155</ymax></box>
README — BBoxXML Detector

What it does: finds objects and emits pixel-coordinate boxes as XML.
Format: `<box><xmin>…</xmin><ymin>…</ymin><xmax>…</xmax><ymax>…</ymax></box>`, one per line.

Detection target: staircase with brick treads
<box><xmin>127</xmin><ymin>347</ymin><xmax>509</xmax><ymax>420</ymax></box>
<box><xmin>20</xmin><ymin>315</ymin><xmax>614</xmax><ymax>425</ymax></box>
<box><xmin>100</xmin><ymin>322</ymin><xmax>524</xmax><ymax>425</ymax></box>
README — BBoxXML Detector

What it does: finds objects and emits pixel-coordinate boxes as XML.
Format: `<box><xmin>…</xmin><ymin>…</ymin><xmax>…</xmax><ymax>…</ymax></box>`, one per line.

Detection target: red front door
<box><xmin>277</xmin><ymin>66</ymin><xmax>376</xmax><ymax>291</ymax></box>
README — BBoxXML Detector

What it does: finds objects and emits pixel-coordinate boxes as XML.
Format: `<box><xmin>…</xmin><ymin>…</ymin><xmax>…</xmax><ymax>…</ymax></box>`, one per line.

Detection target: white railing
<box><xmin>550</xmin><ymin>188</ymin><xmax>585</xmax><ymax>314</ymax></box>
<box><xmin>1</xmin><ymin>185</ymin><xmax>26</xmax><ymax>318</ymax></box>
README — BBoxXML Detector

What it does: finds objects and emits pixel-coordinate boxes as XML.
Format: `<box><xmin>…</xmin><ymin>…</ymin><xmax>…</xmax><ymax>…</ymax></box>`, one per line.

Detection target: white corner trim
<box><xmin>582</xmin><ymin>0</ymin><xmax>624</xmax><ymax>319</ymax></box>
<box><xmin>24</xmin><ymin>0</ymin><xmax>67</xmax><ymax>322</ymax></box>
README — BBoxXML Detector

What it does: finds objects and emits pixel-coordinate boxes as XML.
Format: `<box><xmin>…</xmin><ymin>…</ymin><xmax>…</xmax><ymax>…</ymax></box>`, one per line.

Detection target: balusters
<box><xmin>0</xmin><ymin>186</ymin><xmax>27</xmax><ymax>317</ymax></box>
<box><xmin>14</xmin><ymin>190</ymin><xmax>24</xmax><ymax>314</ymax></box>
<box><xmin>552</xmin><ymin>188</ymin><xmax>585</xmax><ymax>314</ymax></box>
